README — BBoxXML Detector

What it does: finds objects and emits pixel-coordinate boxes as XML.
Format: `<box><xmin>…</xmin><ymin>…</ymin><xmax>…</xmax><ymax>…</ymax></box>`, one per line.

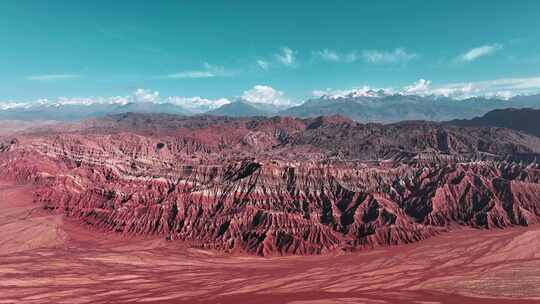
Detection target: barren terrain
<box><xmin>2</xmin><ymin>114</ymin><xmax>540</xmax><ymax>303</ymax></box>
<box><xmin>2</xmin><ymin>180</ymin><xmax>540</xmax><ymax>303</ymax></box>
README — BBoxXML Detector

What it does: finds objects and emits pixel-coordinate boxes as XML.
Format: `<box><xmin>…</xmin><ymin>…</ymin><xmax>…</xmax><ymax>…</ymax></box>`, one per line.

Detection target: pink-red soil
<box><xmin>2</xmin><ymin>181</ymin><xmax>540</xmax><ymax>304</ymax></box>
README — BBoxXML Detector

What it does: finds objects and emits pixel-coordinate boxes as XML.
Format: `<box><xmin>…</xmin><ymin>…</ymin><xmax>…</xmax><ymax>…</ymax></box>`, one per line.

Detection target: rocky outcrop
<box><xmin>2</xmin><ymin>113</ymin><xmax>540</xmax><ymax>255</ymax></box>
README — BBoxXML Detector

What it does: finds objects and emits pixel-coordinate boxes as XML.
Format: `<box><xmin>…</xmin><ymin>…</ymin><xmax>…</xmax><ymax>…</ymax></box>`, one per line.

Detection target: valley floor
<box><xmin>1</xmin><ymin>180</ymin><xmax>540</xmax><ymax>304</ymax></box>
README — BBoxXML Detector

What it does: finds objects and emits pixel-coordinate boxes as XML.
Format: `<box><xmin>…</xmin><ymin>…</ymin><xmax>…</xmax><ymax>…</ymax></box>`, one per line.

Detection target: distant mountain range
<box><xmin>0</xmin><ymin>102</ymin><xmax>188</xmax><ymax>121</ymax></box>
<box><xmin>205</xmin><ymin>99</ymin><xmax>283</xmax><ymax>117</ymax></box>
<box><xmin>282</xmin><ymin>94</ymin><xmax>540</xmax><ymax>122</ymax></box>
<box><xmin>1</xmin><ymin>93</ymin><xmax>539</xmax><ymax>123</ymax></box>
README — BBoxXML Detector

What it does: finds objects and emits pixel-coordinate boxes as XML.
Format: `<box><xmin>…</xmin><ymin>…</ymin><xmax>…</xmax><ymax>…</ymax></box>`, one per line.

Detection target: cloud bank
<box><xmin>314</xmin><ymin>76</ymin><xmax>540</xmax><ymax>100</ymax></box>
<box><xmin>0</xmin><ymin>85</ymin><xmax>295</xmax><ymax>112</ymax></box>
<box><xmin>3</xmin><ymin>76</ymin><xmax>539</xmax><ymax>112</ymax></box>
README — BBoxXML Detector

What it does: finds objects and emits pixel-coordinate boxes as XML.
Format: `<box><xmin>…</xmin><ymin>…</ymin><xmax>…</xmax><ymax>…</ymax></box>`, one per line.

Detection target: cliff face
<box><xmin>2</xmin><ymin>113</ymin><xmax>540</xmax><ymax>255</ymax></box>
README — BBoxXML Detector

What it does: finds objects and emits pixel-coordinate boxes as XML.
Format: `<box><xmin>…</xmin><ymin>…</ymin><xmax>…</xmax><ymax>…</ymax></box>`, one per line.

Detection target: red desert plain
<box><xmin>2</xmin><ymin>180</ymin><xmax>540</xmax><ymax>303</ymax></box>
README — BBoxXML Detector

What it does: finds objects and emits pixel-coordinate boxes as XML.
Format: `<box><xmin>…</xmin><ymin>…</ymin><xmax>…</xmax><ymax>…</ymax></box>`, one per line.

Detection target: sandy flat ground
<box><xmin>1</xmin><ymin>180</ymin><xmax>540</xmax><ymax>304</ymax></box>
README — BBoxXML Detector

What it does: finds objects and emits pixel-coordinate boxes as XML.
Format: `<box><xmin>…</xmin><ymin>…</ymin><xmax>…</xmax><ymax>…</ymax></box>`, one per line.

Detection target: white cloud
<box><xmin>0</xmin><ymin>88</ymin><xmax>231</xmax><ymax>113</ymax></box>
<box><xmin>166</xmin><ymin>96</ymin><xmax>230</xmax><ymax>113</ymax></box>
<box><xmin>402</xmin><ymin>79</ymin><xmax>432</xmax><ymax>95</ymax></box>
<box><xmin>427</xmin><ymin>76</ymin><xmax>540</xmax><ymax>99</ymax></box>
<box><xmin>406</xmin><ymin>82</ymin><xmax>475</xmax><ymax>99</ymax></box>
<box><xmin>257</xmin><ymin>47</ymin><xmax>298</xmax><ymax>70</ymax></box>
<box><xmin>133</xmin><ymin>88</ymin><xmax>160</xmax><ymax>103</ymax></box>
<box><xmin>485</xmin><ymin>90</ymin><xmax>514</xmax><ymax>100</ymax></box>
<box><xmin>313</xmin><ymin>48</ymin><xmax>416</xmax><ymax>64</ymax></box>
<box><xmin>400</xmin><ymin>77</ymin><xmax>540</xmax><ymax>99</ymax></box>
<box><xmin>54</xmin><ymin>96</ymin><xmax>130</xmax><ymax>106</ymax></box>
<box><xmin>0</xmin><ymin>101</ymin><xmax>30</xmax><ymax>110</ymax></box>
<box><xmin>275</xmin><ymin>47</ymin><xmax>296</xmax><ymax>66</ymax></box>
<box><xmin>257</xmin><ymin>59</ymin><xmax>270</xmax><ymax>70</ymax></box>
<box><xmin>311</xmin><ymin>89</ymin><xmax>331</xmax><ymax>97</ymax></box>
<box><xmin>241</xmin><ymin>85</ymin><xmax>293</xmax><ymax>107</ymax></box>
<box><xmin>0</xmin><ymin>94</ymin><xmax>132</xmax><ymax>110</ymax></box>
<box><xmin>313</xmin><ymin>48</ymin><xmax>418</xmax><ymax>64</ymax></box>
<box><xmin>167</xmin><ymin>63</ymin><xmax>231</xmax><ymax>79</ymax></box>
<box><xmin>131</xmin><ymin>88</ymin><xmax>232</xmax><ymax>112</ymax></box>
<box><xmin>44</xmin><ymin>89</ymin><xmax>155</xmax><ymax>106</ymax></box>
<box><xmin>362</xmin><ymin>48</ymin><xmax>416</xmax><ymax>64</ymax></box>
<box><xmin>459</xmin><ymin>44</ymin><xmax>503</xmax><ymax>62</ymax></box>
<box><xmin>27</xmin><ymin>74</ymin><xmax>81</xmax><ymax>81</ymax></box>
<box><xmin>484</xmin><ymin>77</ymin><xmax>540</xmax><ymax>90</ymax></box>
<box><xmin>313</xmin><ymin>76</ymin><xmax>540</xmax><ymax>100</ymax></box>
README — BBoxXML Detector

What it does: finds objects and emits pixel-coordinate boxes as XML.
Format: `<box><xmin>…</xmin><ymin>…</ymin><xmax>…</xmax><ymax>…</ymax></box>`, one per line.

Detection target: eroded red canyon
<box><xmin>2</xmin><ymin>114</ymin><xmax>540</xmax><ymax>303</ymax></box>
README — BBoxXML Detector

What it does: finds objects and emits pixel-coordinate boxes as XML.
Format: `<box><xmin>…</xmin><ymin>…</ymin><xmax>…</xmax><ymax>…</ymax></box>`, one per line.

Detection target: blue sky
<box><xmin>1</xmin><ymin>0</ymin><xmax>540</xmax><ymax>106</ymax></box>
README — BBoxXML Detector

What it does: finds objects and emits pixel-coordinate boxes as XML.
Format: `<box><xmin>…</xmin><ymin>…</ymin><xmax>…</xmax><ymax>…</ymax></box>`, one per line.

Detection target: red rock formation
<box><xmin>2</xmin><ymin>113</ymin><xmax>540</xmax><ymax>255</ymax></box>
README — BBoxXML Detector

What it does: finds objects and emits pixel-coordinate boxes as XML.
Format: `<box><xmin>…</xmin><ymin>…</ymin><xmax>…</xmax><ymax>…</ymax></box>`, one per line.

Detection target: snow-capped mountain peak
<box><xmin>316</xmin><ymin>86</ymin><xmax>392</xmax><ymax>100</ymax></box>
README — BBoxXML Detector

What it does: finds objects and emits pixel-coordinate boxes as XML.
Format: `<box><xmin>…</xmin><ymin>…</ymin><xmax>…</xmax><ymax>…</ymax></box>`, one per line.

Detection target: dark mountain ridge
<box><xmin>448</xmin><ymin>108</ymin><xmax>540</xmax><ymax>137</ymax></box>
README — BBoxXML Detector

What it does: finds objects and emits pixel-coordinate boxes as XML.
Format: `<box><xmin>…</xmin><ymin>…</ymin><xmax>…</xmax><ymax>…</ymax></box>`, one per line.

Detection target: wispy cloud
<box><xmin>27</xmin><ymin>74</ymin><xmax>81</xmax><ymax>81</ymax></box>
<box><xmin>275</xmin><ymin>47</ymin><xmax>296</xmax><ymax>66</ymax></box>
<box><xmin>256</xmin><ymin>47</ymin><xmax>297</xmax><ymax>70</ymax></box>
<box><xmin>312</xmin><ymin>48</ymin><xmax>416</xmax><ymax>64</ymax></box>
<box><xmin>167</xmin><ymin>63</ymin><xmax>233</xmax><ymax>79</ymax></box>
<box><xmin>256</xmin><ymin>59</ymin><xmax>270</xmax><ymax>70</ymax></box>
<box><xmin>312</xmin><ymin>49</ymin><xmax>359</xmax><ymax>63</ymax></box>
<box><xmin>312</xmin><ymin>49</ymin><xmax>341</xmax><ymax>62</ymax></box>
<box><xmin>167</xmin><ymin>71</ymin><xmax>215</xmax><ymax>79</ymax></box>
<box><xmin>459</xmin><ymin>44</ymin><xmax>503</xmax><ymax>62</ymax></box>
<box><xmin>361</xmin><ymin>48</ymin><xmax>416</xmax><ymax>64</ymax></box>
